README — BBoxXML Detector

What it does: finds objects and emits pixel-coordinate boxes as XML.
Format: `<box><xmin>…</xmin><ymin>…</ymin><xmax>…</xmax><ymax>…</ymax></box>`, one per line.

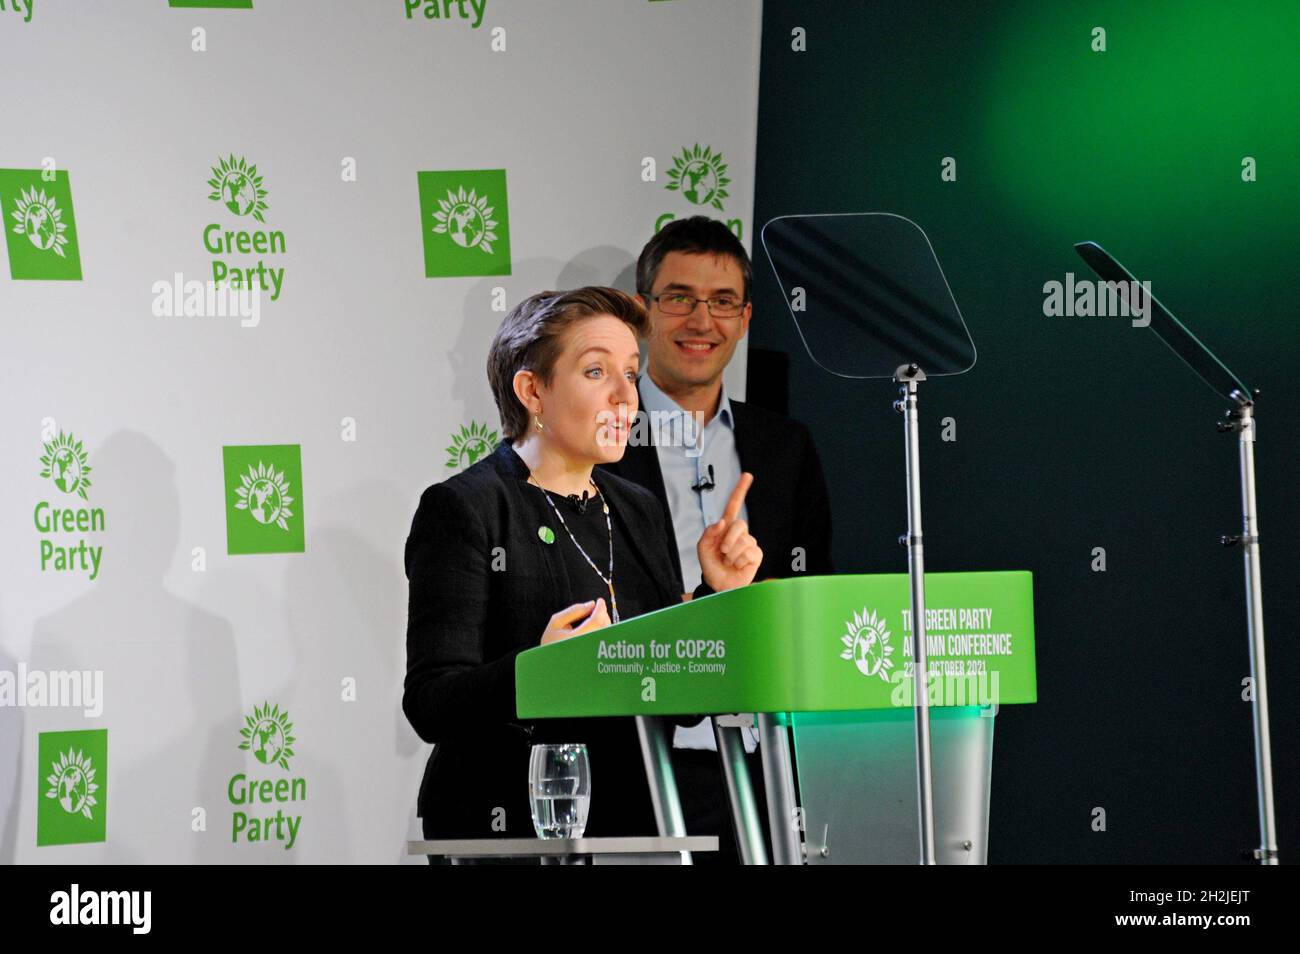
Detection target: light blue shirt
<box><xmin>638</xmin><ymin>369</ymin><xmax>757</xmax><ymax>753</ymax></box>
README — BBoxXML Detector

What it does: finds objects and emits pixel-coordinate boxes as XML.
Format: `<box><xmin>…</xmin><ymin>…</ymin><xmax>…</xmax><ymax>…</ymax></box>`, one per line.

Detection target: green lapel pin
<box><xmin>538</xmin><ymin>525</ymin><xmax>555</xmax><ymax>545</ymax></box>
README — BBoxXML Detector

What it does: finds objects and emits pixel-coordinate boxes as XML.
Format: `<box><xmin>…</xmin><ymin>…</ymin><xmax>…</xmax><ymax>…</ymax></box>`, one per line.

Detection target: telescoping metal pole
<box><xmin>1224</xmin><ymin>399</ymin><xmax>1279</xmax><ymax>864</ymax></box>
<box><xmin>895</xmin><ymin>363</ymin><xmax>937</xmax><ymax>865</ymax></box>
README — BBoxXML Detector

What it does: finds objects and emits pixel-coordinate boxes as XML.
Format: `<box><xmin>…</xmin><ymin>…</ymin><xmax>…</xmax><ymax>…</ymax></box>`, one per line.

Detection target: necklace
<box><xmin>528</xmin><ymin>472</ymin><xmax>619</xmax><ymax>623</ymax></box>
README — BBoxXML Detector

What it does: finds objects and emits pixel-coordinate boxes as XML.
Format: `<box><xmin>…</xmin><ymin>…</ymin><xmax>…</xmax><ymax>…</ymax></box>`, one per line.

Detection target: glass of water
<box><xmin>528</xmin><ymin>743</ymin><xmax>590</xmax><ymax>839</ymax></box>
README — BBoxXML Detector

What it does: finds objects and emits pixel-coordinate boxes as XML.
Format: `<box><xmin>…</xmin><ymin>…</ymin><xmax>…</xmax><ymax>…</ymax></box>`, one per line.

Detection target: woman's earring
<box><xmin>534</xmin><ymin>415</ymin><xmax>544</xmax><ymax>432</ymax></box>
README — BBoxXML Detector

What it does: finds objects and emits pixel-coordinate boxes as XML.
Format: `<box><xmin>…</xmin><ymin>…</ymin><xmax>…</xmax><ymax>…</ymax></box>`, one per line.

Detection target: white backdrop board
<box><xmin>0</xmin><ymin>0</ymin><xmax>761</xmax><ymax>863</ymax></box>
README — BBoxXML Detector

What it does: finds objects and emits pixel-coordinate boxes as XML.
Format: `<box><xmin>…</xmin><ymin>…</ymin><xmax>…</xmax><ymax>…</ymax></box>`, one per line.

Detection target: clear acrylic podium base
<box><xmin>793</xmin><ymin>706</ymin><xmax>995</xmax><ymax>864</ymax></box>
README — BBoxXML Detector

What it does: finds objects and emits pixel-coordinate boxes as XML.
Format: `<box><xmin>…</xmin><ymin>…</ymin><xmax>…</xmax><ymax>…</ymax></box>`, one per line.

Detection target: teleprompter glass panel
<box><xmin>761</xmin><ymin>213</ymin><xmax>976</xmax><ymax>380</ymax></box>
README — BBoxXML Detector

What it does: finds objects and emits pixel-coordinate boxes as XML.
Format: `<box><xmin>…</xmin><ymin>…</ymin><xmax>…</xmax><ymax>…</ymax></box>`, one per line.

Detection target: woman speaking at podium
<box><xmin>402</xmin><ymin>286</ymin><xmax>761</xmax><ymax>845</ymax></box>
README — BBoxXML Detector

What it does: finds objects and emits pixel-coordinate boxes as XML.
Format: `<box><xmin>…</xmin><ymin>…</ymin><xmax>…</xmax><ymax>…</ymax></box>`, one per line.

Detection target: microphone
<box><xmin>566</xmin><ymin>491</ymin><xmax>591</xmax><ymax>514</ymax></box>
<box><xmin>691</xmin><ymin>464</ymin><xmax>715</xmax><ymax>493</ymax></box>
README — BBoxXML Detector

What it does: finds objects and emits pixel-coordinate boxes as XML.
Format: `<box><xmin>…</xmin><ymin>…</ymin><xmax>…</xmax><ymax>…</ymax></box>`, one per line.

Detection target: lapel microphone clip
<box><xmin>691</xmin><ymin>464</ymin><xmax>716</xmax><ymax>493</ymax></box>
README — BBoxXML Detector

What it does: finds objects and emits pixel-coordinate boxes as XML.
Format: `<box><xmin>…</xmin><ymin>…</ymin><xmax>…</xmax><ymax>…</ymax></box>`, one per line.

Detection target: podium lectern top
<box><xmin>516</xmin><ymin>571</ymin><xmax>1035</xmax><ymax>719</ymax></box>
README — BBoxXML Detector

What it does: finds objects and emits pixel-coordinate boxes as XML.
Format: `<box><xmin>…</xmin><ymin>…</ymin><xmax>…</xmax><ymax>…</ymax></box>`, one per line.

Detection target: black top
<box><xmin>534</xmin><ymin>481</ymin><xmax>651</xmax><ymax>624</ymax></box>
<box><xmin>403</xmin><ymin>441</ymin><xmax>712</xmax><ymax>840</ymax></box>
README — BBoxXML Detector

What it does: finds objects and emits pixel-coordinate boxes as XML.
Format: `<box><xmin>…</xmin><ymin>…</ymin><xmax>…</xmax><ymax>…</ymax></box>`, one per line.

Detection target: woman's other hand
<box><xmin>697</xmin><ymin>472</ymin><xmax>762</xmax><ymax>592</ymax></box>
<box><xmin>540</xmin><ymin>598</ymin><xmax>612</xmax><ymax>645</ymax></box>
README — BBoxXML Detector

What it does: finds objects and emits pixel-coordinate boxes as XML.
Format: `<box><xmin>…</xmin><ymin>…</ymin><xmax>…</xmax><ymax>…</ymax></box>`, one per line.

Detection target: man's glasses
<box><xmin>643</xmin><ymin>292</ymin><xmax>748</xmax><ymax>319</ymax></box>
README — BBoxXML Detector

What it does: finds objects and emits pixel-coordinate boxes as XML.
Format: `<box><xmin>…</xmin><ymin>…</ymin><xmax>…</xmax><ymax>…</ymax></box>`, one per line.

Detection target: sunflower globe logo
<box><xmin>239</xmin><ymin>702</ymin><xmax>295</xmax><ymax>771</ymax></box>
<box><xmin>431</xmin><ymin>185</ymin><xmax>499</xmax><ymax>254</ymax></box>
<box><xmin>36</xmin><ymin>729</ymin><xmax>107</xmax><ymax>846</ymax></box>
<box><xmin>234</xmin><ymin>460</ymin><xmax>294</xmax><ymax>531</ymax></box>
<box><xmin>223</xmin><ymin>444</ymin><xmax>305</xmax><ymax>555</ymax></box>
<box><xmin>445</xmin><ymin>421</ymin><xmax>499</xmax><ymax>470</ymax></box>
<box><xmin>417</xmin><ymin>169</ymin><xmax>510</xmax><ymax>278</ymax></box>
<box><xmin>840</xmin><ymin>608</ymin><xmax>895</xmax><ymax>680</ymax></box>
<box><xmin>40</xmin><ymin>431</ymin><xmax>92</xmax><ymax>499</ymax></box>
<box><xmin>0</xmin><ymin>168</ymin><xmax>82</xmax><ymax>280</ymax></box>
<box><xmin>666</xmin><ymin>144</ymin><xmax>731</xmax><ymax>211</ymax></box>
<box><xmin>45</xmin><ymin>748</ymin><xmax>99</xmax><ymax>821</ymax></box>
<box><xmin>11</xmin><ymin>186</ymin><xmax>71</xmax><ymax>257</ymax></box>
<box><xmin>207</xmin><ymin>154</ymin><xmax>269</xmax><ymax>222</ymax></box>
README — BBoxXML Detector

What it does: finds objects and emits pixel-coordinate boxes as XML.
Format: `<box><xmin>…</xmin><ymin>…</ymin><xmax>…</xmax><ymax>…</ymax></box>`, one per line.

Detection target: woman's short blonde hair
<box><xmin>486</xmin><ymin>286</ymin><xmax>648</xmax><ymax>441</ymax></box>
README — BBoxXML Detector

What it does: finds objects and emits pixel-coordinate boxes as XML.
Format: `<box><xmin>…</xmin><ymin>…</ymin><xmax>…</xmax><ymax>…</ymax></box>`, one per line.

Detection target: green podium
<box><xmin>516</xmin><ymin>571</ymin><xmax>1036</xmax><ymax>864</ymax></box>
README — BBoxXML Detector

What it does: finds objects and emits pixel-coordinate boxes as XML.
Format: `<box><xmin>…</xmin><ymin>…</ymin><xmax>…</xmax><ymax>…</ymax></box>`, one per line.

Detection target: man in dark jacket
<box><xmin>599</xmin><ymin>216</ymin><xmax>835</xmax><ymax>863</ymax></box>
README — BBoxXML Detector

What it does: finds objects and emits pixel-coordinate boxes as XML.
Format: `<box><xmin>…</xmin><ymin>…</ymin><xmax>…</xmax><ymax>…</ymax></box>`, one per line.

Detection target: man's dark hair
<box><xmin>486</xmin><ymin>286</ymin><xmax>648</xmax><ymax>442</ymax></box>
<box><xmin>636</xmin><ymin>215</ymin><xmax>753</xmax><ymax>303</ymax></box>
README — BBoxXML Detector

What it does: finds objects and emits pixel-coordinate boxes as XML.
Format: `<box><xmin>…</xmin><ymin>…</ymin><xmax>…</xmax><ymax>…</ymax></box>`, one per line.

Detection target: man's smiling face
<box><xmin>642</xmin><ymin>251</ymin><xmax>752</xmax><ymax>393</ymax></box>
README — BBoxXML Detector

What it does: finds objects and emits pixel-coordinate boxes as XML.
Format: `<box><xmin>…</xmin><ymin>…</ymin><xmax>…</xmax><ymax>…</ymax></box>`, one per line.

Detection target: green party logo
<box><xmin>431</xmin><ymin>186</ymin><xmax>500</xmax><ymax>254</ymax></box>
<box><xmin>839</xmin><ymin>608</ymin><xmax>895</xmax><ymax>680</ymax></box>
<box><xmin>653</xmin><ymin>146</ymin><xmax>743</xmax><ymax>239</ymax></box>
<box><xmin>203</xmin><ymin>154</ymin><xmax>287</xmax><ymax>301</ymax></box>
<box><xmin>417</xmin><ymin>169</ymin><xmax>511</xmax><ymax>278</ymax></box>
<box><xmin>208</xmin><ymin>154</ymin><xmax>267</xmax><ymax>221</ymax></box>
<box><xmin>0</xmin><ymin>169</ymin><xmax>83</xmax><ymax>280</ymax></box>
<box><xmin>233</xmin><ymin>463</ymin><xmax>294</xmax><ymax>531</ymax></box>
<box><xmin>445</xmin><ymin>420</ymin><xmax>498</xmax><ymax>469</ymax></box>
<box><xmin>10</xmin><ymin>187</ymin><xmax>72</xmax><ymax>255</ymax></box>
<box><xmin>40</xmin><ymin>430</ymin><xmax>92</xmax><ymax>499</ymax></box>
<box><xmin>222</xmin><ymin>444</ymin><xmax>305</xmax><ymax>554</ymax></box>
<box><xmin>37</xmin><ymin>729</ymin><xmax>108</xmax><ymax>847</ymax></box>
<box><xmin>35</xmin><ymin>429</ymin><xmax>106</xmax><ymax>581</ymax></box>
<box><xmin>665</xmin><ymin>144</ymin><xmax>730</xmax><ymax>211</ymax></box>
<box><xmin>228</xmin><ymin>702</ymin><xmax>305</xmax><ymax>849</ymax></box>
<box><xmin>239</xmin><ymin>701</ymin><xmax>294</xmax><ymax>769</ymax></box>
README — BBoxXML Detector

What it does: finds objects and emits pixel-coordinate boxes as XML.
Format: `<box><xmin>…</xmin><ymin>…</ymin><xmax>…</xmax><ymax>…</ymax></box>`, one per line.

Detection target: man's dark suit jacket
<box><xmin>403</xmin><ymin>439</ymin><xmax>712</xmax><ymax>839</ymax></box>
<box><xmin>599</xmin><ymin>378</ymin><xmax>835</xmax><ymax>591</ymax></box>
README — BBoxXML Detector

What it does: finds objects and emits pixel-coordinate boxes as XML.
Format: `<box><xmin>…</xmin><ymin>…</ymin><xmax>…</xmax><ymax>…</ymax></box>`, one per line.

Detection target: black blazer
<box><xmin>403</xmin><ymin>439</ymin><xmax>710</xmax><ymax>839</ymax></box>
<box><xmin>599</xmin><ymin>378</ymin><xmax>835</xmax><ymax>591</ymax></box>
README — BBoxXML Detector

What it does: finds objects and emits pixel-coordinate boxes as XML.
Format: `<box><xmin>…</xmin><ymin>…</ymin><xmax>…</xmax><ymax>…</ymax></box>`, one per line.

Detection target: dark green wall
<box><xmin>751</xmin><ymin>0</ymin><xmax>1297</xmax><ymax>863</ymax></box>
